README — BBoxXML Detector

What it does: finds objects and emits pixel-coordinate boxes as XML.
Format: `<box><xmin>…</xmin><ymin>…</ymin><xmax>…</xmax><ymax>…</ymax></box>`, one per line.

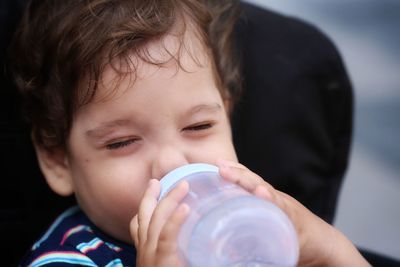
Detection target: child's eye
<box><xmin>183</xmin><ymin>123</ymin><xmax>213</xmax><ymax>132</ymax></box>
<box><xmin>106</xmin><ymin>139</ymin><xmax>137</xmax><ymax>150</ymax></box>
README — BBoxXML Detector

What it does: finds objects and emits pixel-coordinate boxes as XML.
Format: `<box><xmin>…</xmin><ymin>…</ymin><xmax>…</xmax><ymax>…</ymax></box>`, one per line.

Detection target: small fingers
<box><xmin>146</xmin><ymin>181</ymin><xmax>189</xmax><ymax>250</ymax></box>
<box><xmin>137</xmin><ymin>179</ymin><xmax>160</xmax><ymax>245</ymax></box>
<box><xmin>130</xmin><ymin>215</ymin><xmax>139</xmax><ymax>248</ymax></box>
<box><xmin>157</xmin><ymin>203</ymin><xmax>190</xmax><ymax>256</ymax></box>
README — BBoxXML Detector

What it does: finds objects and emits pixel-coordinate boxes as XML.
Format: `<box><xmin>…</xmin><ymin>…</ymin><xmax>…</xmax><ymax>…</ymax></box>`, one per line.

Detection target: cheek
<box><xmin>211</xmin><ymin>121</ymin><xmax>237</xmax><ymax>161</ymax></box>
<box><xmin>191</xmin><ymin>138</ymin><xmax>237</xmax><ymax>164</ymax></box>
<box><xmin>70</xmin><ymin>155</ymin><xmax>149</xmax><ymax>216</ymax></box>
<box><xmin>213</xmin><ymin>140</ymin><xmax>237</xmax><ymax>162</ymax></box>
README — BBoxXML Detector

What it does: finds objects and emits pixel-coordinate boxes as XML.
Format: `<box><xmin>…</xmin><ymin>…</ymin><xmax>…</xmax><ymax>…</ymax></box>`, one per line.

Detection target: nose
<box><xmin>151</xmin><ymin>145</ymin><xmax>189</xmax><ymax>180</ymax></box>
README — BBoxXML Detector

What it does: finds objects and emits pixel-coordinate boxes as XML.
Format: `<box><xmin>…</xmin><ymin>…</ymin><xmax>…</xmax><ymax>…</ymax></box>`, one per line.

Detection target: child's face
<box><xmin>62</xmin><ymin>36</ymin><xmax>237</xmax><ymax>243</ymax></box>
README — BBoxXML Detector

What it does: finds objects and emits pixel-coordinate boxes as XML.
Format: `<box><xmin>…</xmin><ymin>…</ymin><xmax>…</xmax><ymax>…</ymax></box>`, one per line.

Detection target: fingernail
<box><xmin>256</xmin><ymin>186</ymin><xmax>272</xmax><ymax>200</ymax></box>
<box><xmin>148</xmin><ymin>179</ymin><xmax>156</xmax><ymax>187</ymax></box>
<box><xmin>178</xmin><ymin>180</ymin><xmax>189</xmax><ymax>190</ymax></box>
<box><xmin>218</xmin><ymin>163</ymin><xmax>231</xmax><ymax>175</ymax></box>
<box><xmin>178</xmin><ymin>203</ymin><xmax>190</xmax><ymax>214</ymax></box>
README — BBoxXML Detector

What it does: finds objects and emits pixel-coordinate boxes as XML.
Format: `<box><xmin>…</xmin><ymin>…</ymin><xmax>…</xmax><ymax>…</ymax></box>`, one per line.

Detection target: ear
<box><xmin>34</xmin><ymin>143</ymin><xmax>74</xmax><ymax>196</ymax></box>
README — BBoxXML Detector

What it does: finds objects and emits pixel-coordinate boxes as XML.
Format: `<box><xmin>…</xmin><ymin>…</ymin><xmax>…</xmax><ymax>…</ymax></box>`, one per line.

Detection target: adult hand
<box><xmin>216</xmin><ymin>159</ymin><xmax>370</xmax><ymax>267</ymax></box>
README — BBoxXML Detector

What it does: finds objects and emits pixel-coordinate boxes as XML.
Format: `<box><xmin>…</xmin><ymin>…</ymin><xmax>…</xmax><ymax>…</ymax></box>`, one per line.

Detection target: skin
<box><xmin>36</xmin><ymin>30</ymin><xmax>237</xmax><ymax>244</ymax></box>
<box><xmin>131</xmin><ymin>160</ymin><xmax>370</xmax><ymax>267</ymax></box>
<box><xmin>35</xmin><ymin>28</ymin><xmax>370</xmax><ymax>267</ymax></box>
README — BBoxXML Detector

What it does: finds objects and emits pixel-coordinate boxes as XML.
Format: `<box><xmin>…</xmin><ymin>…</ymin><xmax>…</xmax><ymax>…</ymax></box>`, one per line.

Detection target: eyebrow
<box><xmin>85</xmin><ymin>103</ymin><xmax>222</xmax><ymax>138</ymax></box>
<box><xmin>187</xmin><ymin>103</ymin><xmax>222</xmax><ymax>117</ymax></box>
<box><xmin>86</xmin><ymin>119</ymin><xmax>134</xmax><ymax>139</ymax></box>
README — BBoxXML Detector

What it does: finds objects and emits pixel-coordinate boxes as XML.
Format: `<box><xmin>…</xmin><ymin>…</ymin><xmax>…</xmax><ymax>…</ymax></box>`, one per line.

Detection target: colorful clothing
<box><xmin>20</xmin><ymin>207</ymin><xmax>136</xmax><ymax>267</ymax></box>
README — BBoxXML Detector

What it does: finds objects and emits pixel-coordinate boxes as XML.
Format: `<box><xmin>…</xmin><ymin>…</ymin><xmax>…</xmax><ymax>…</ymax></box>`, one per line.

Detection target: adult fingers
<box><xmin>217</xmin><ymin>159</ymin><xmax>274</xmax><ymax>196</ymax></box>
<box><xmin>216</xmin><ymin>159</ymin><xmax>290</xmax><ymax>217</ymax></box>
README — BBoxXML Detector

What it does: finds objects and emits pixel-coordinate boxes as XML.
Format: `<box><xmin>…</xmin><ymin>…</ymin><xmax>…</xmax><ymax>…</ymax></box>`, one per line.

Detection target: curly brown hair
<box><xmin>10</xmin><ymin>0</ymin><xmax>241</xmax><ymax>150</ymax></box>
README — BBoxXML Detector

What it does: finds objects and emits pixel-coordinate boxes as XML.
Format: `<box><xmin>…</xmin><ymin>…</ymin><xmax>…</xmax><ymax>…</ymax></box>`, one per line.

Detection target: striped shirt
<box><xmin>19</xmin><ymin>207</ymin><xmax>136</xmax><ymax>267</ymax></box>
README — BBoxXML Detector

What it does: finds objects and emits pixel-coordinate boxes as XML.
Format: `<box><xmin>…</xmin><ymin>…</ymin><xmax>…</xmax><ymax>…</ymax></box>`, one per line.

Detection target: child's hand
<box><xmin>216</xmin><ymin>159</ymin><xmax>371</xmax><ymax>267</ymax></box>
<box><xmin>130</xmin><ymin>179</ymin><xmax>189</xmax><ymax>267</ymax></box>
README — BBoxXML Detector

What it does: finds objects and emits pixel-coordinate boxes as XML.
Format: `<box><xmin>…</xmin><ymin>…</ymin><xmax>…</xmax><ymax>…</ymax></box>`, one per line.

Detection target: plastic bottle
<box><xmin>159</xmin><ymin>163</ymin><xmax>299</xmax><ymax>267</ymax></box>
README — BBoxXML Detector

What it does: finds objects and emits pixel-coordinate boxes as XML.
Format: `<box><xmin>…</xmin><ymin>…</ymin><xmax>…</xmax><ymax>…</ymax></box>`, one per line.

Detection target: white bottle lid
<box><xmin>159</xmin><ymin>163</ymin><xmax>218</xmax><ymax>200</ymax></box>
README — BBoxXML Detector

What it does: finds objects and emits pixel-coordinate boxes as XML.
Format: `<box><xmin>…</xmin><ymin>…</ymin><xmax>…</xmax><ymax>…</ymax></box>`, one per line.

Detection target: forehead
<box><xmin>88</xmin><ymin>22</ymin><xmax>214</xmax><ymax>103</ymax></box>
<box><xmin>73</xmin><ymin>34</ymin><xmax>224</xmax><ymax>133</ymax></box>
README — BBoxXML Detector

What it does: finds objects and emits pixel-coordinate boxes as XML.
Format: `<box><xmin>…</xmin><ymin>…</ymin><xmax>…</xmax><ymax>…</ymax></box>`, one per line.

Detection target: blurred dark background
<box><xmin>1</xmin><ymin>0</ymin><xmax>399</xmax><ymax>265</ymax></box>
<box><xmin>246</xmin><ymin>0</ymin><xmax>400</xmax><ymax>261</ymax></box>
